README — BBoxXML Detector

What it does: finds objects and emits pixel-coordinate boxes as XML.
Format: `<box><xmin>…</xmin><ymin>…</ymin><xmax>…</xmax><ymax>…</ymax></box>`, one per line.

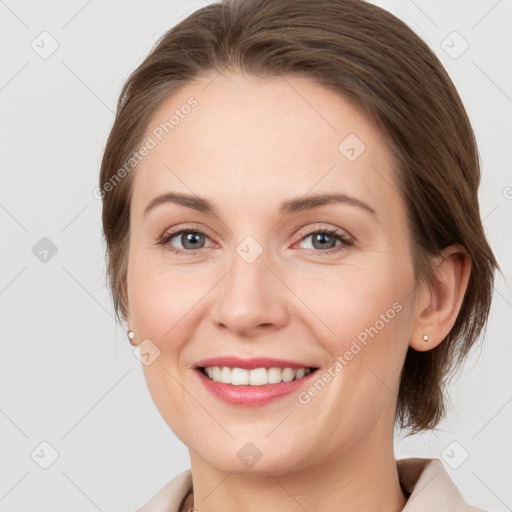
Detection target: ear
<box><xmin>410</xmin><ymin>244</ymin><xmax>471</xmax><ymax>352</ymax></box>
<box><xmin>124</xmin><ymin>311</ymin><xmax>140</xmax><ymax>347</ymax></box>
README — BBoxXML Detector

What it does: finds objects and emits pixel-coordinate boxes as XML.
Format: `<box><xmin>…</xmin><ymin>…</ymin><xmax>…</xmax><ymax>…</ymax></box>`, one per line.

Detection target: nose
<box><xmin>210</xmin><ymin>246</ymin><xmax>290</xmax><ymax>338</ymax></box>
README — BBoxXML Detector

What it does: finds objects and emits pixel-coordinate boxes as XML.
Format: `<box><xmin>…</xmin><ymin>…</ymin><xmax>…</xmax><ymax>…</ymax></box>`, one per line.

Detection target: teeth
<box><xmin>220</xmin><ymin>367</ymin><xmax>232</xmax><ymax>384</ymax></box>
<box><xmin>249</xmin><ymin>367</ymin><xmax>267</xmax><ymax>385</ymax></box>
<box><xmin>295</xmin><ymin>368</ymin><xmax>306</xmax><ymax>379</ymax></box>
<box><xmin>231</xmin><ymin>367</ymin><xmax>249</xmax><ymax>385</ymax></box>
<box><xmin>282</xmin><ymin>368</ymin><xmax>295</xmax><ymax>382</ymax></box>
<box><xmin>202</xmin><ymin>366</ymin><xmax>312</xmax><ymax>386</ymax></box>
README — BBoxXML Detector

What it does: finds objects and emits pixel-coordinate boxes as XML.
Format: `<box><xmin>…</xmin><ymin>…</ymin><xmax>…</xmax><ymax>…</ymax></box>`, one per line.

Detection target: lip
<box><xmin>194</xmin><ymin>356</ymin><xmax>316</xmax><ymax>370</ymax></box>
<box><xmin>194</xmin><ymin>359</ymin><xmax>319</xmax><ymax>407</ymax></box>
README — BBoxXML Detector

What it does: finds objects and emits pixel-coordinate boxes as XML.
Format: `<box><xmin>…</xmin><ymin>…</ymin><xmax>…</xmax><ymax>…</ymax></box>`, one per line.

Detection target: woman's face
<box><xmin>126</xmin><ymin>73</ymin><xmax>420</xmax><ymax>473</ymax></box>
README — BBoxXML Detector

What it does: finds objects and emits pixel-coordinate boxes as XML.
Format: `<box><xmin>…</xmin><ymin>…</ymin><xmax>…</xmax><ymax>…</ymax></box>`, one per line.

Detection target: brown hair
<box><xmin>99</xmin><ymin>0</ymin><xmax>498</xmax><ymax>434</ymax></box>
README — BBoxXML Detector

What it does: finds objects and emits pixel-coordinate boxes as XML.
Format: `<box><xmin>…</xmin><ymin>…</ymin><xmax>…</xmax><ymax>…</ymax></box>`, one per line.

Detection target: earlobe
<box><xmin>410</xmin><ymin>244</ymin><xmax>471</xmax><ymax>352</ymax></box>
<box><xmin>127</xmin><ymin>330</ymin><xmax>137</xmax><ymax>346</ymax></box>
<box><xmin>125</xmin><ymin>313</ymin><xmax>139</xmax><ymax>347</ymax></box>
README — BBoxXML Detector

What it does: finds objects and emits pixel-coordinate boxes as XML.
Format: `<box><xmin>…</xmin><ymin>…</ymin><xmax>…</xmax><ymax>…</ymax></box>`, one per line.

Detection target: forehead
<box><xmin>131</xmin><ymin>72</ymin><xmax>401</xmax><ymax>220</ymax></box>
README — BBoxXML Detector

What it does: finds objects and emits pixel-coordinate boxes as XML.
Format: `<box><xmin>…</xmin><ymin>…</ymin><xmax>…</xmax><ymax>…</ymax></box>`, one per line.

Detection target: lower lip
<box><xmin>195</xmin><ymin>368</ymin><xmax>317</xmax><ymax>407</ymax></box>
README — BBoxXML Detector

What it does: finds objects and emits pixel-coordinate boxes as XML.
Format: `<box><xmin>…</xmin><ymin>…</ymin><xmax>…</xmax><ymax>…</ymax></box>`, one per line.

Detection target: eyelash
<box><xmin>158</xmin><ymin>225</ymin><xmax>354</xmax><ymax>256</ymax></box>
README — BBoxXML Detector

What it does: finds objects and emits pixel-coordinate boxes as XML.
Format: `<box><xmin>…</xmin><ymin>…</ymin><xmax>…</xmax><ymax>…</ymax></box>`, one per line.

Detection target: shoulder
<box><xmin>134</xmin><ymin>469</ymin><xmax>192</xmax><ymax>512</ymax></box>
<box><xmin>397</xmin><ymin>457</ymin><xmax>487</xmax><ymax>511</ymax></box>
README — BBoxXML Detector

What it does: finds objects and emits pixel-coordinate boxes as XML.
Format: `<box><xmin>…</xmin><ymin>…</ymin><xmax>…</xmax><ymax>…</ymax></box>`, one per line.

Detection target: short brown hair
<box><xmin>99</xmin><ymin>0</ymin><xmax>498</xmax><ymax>434</ymax></box>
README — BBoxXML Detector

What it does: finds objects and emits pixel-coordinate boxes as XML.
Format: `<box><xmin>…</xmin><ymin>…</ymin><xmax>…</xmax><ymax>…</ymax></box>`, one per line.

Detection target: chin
<box><xmin>190</xmin><ymin>438</ymin><xmax>311</xmax><ymax>476</ymax></box>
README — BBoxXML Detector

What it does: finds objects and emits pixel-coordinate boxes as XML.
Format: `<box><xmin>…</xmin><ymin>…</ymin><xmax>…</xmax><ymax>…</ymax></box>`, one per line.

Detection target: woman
<box><xmin>99</xmin><ymin>0</ymin><xmax>498</xmax><ymax>510</ymax></box>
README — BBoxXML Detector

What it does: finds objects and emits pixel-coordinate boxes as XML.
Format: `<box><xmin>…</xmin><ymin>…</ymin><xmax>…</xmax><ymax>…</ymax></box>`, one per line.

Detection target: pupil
<box><xmin>314</xmin><ymin>233</ymin><xmax>335</xmax><ymax>250</ymax></box>
<box><xmin>183</xmin><ymin>232</ymin><xmax>203</xmax><ymax>250</ymax></box>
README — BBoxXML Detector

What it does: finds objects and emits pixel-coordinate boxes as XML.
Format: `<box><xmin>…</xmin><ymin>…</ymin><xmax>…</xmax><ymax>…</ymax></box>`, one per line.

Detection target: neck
<box><xmin>186</xmin><ymin>424</ymin><xmax>408</xmax><ymax>512</ymax></box>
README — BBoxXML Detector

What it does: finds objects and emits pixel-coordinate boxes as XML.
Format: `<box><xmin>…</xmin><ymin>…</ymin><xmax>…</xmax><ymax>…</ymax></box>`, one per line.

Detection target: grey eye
<box><xmin>172</xmin><ymin>231</ymin><xmax>207</xmax><ymax>250</ymax></box>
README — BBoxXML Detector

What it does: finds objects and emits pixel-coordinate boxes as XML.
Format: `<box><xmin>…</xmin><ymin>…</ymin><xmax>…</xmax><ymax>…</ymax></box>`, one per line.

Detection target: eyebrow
<box><xmin>143</xmin><ymin>192</ymin><xmax>377</xmax><ymax>218</ymax></box>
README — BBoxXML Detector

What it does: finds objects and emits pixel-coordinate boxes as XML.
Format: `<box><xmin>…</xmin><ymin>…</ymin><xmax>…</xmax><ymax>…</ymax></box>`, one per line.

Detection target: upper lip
<box><xmin>194</xmin><ymin>357</ymin><xmax>317</xmax><ymax>370</ymax></box>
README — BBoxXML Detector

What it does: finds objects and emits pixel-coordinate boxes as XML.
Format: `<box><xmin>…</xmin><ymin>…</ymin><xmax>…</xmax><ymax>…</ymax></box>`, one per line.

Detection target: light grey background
<box><xmin>0</xmin><ymin>0</ymin><xmax>511</xmax><ymax>510</ymax></box>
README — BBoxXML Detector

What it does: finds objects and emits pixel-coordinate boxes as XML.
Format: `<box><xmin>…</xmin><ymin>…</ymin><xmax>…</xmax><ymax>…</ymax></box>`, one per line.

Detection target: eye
<box><xmin>295</xmin><ymin>227</ymin><xmax>354</xmax><ymax>254</ymax></box>
<box><xmin>158</xmin><ymin>225</ymin><xmax>354</xmax><ymax>256</ymax></box>
<box><xmin>159</xmin><ymin>228</ymin><xmax>214</xmax><ymax>254</ymax></box>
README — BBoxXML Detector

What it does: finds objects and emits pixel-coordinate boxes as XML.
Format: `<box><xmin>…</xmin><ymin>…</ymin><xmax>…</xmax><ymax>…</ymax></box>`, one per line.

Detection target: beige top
<box><xmin>135</xmin><ymin>458</ymin><xmax>487</xmax><ymax>512</ymax></box>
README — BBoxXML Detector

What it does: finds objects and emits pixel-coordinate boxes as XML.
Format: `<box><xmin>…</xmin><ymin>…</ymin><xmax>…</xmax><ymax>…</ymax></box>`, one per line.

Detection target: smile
<box><xmin>200</xmin><ymin>366</ymin><xmax>314</xmax><ymax>386</ymax></box>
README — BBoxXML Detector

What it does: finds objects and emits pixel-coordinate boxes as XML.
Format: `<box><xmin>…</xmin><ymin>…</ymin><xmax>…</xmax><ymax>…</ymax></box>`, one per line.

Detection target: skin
<box><xmin>125</xmin><ymin>72</ymin><xmax>471</xmax><ymax>512</ymax></box>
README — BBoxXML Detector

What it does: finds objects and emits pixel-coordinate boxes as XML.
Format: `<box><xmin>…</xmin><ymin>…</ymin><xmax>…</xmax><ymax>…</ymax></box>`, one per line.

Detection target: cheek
<box><xmin>295</xmin><ymin>266</ymin><xmax>412</xmax><ymax>433</ymax></box>
<box><xmin>295</xmin><ymin>263</ymin><xmax>411</xmax><ymax>352</ymax></box>
<box><xmin>292</xmin><ymin>260</ymin><xmax>414</xmax><ymax>422</ymax></box>
<box><xmin>127</xmin><ymin>250</ymin><xmax>206</xmax><ymax>342</ymax></box>
<box><xmin>126</xmin><ymin>255</ymin><xmax>205</xmax><ymax>434</ymax></box>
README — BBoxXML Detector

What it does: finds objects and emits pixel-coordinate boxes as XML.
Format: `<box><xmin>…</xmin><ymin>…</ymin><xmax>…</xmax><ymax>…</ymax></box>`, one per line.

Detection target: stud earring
<box><xmin>127</xmin><ymin>330</ymin><xmax>136</xmax><ymax>346</ymax></box>
<box><xmin>422</xmin><ymin>335</ymin><xmax>429</xmax><ymax>342</ymax></box>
